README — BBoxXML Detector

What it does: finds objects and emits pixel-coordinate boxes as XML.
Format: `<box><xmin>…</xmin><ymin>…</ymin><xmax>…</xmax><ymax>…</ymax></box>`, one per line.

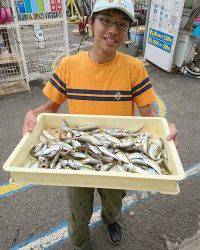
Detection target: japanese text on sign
<box><xmin>148</xmin><ymin>28</ymin><xmax>174</xmax><ymax>53</ymax></box>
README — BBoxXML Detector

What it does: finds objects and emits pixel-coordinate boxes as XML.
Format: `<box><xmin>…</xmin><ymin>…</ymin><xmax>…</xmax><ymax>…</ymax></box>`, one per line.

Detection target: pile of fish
<box><xmin>27</xmin><ymin>119</ymin><xmax>170</xmax><ymax>175</ymax></box>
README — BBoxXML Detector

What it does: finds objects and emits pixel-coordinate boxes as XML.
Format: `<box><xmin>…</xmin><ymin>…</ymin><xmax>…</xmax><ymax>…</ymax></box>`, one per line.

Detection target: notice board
<box><xmin>144</xmin><ymin>0</ymin><xmax>185</xmax><ymax>71</ymax></box>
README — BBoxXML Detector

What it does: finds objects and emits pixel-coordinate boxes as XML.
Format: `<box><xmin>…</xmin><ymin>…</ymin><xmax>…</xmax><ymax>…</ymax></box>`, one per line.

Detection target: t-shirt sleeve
<box><xmin>131</xmin><ymin>60</ymin><xmax>156</xmax><ymax>107</ymax></box>
<box><xmin>43</xmin><ymin>57</ymin><xmax>67</xmax><ymax>105</ymax></box>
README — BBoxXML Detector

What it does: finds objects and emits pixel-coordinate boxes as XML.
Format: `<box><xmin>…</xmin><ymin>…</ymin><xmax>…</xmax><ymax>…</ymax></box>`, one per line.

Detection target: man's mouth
<box><xmin>104</xmin><ymin>37</ymin><xmax>118</xmax><ymax>44</ymax></box>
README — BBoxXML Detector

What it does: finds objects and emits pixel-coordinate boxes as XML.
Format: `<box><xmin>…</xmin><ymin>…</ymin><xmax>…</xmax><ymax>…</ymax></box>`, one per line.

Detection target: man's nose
<box><xmin>107</xmin><ymin>24</ymin><xmax>119</xmax><ymax>35</ymax></box>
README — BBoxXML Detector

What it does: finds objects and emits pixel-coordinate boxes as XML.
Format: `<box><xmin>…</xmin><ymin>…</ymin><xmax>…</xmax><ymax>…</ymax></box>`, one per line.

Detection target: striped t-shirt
<box><xmin>43</xmin><ymin>51</ymin><xmax>156</xmax><ymax>116</ymax></box>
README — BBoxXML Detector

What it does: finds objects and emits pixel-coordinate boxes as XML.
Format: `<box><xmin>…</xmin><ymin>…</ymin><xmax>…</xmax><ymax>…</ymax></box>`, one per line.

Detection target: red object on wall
<box><xmin>50</xmin><ymin>0</ymin><xmax>62</xmax><ymax>12</ymax></box>
<box><xmin>56</xmin><ymin>0</ymin><xmax>62</xmax><ymax>12</ymax></box>
<box><xmin>50</xmin><ymin>0</ymin><xmax>57</xmax><ymax>12</ymax></box>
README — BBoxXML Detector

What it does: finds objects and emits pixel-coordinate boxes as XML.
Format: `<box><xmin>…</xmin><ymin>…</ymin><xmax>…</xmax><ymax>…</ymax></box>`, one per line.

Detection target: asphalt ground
<box><xmin>0</xmin><ymin>25</ymin><xmax>200</xmax><ymax>249</ymax></box>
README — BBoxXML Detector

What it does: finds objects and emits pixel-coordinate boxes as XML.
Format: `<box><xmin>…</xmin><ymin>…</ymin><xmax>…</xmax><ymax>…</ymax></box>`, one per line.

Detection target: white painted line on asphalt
<box><xmin>11</xmin><ymin>222</ymin><xmax>69</xmax><ymax>250</ymax></box>
<box><xmin>11</xmin><ymin>163</ymin><xmax>200</xmax><ymax>250</ymax></box>
<box><xmin>185</xmin><ymin>163</ymin><xmax>200</xmax><ymax>177</ymax></box>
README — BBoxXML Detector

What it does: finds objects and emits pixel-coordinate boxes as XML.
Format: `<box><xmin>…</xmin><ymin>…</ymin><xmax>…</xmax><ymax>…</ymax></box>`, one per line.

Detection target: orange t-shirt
<box><xmin>43</xmin><ymin>51</ymin><xmax>156</xmax><ymax>116</ymax></box>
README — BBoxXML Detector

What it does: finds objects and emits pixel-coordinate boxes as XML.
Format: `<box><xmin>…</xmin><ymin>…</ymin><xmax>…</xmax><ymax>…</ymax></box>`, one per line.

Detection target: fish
<box><xmin>39</xmin><ymin>156</ymin><xmax>50</xmax><ymax>168</ymax></box>
<box><xmin>148</xmin><ymin>138</ymin><xmax>164</xmax><ymax>160</ymax></box>
<box><xmin>127</xmin><ymin>152</ymin><xmax>145</xmax><ymax>160</ymax></box>
<box><xmin>35</xmin><ymin>144</ymin><xmax>61</xmax><ymax>157</ymax></box>
<box><xmin>71</xmin><ymin>139</ymin><xmax>82</xmax><ymax>148</ymax></box>
<box><xmin>55</xmin><ymin>162</ymin><xmax>62</xmax><ymax>169</ymax></box>
<box><xmin>76</xmin><ymin>134</ymin><xmax>102</xmax><ymax>146</ymax></box>
<box><xmin>42</xmin><ymin>129</ymin><xmax>57</xmax><ymax>140</ymax></box>
<box><xmin>115</xmin><ymin>151</ymin><xmax>130</xmax><ymax>164</ymax></box>
<box><xmin>68</xmin><ymin>159</ymin><xmax>84</xmax><ymax>170</ymax></box>
<box><xmin>124</xmin><ymin>163</ymin><xmax>148</xmax><ymax>174</ymax></box>
<box><xmin>117</xmin><ymin>140</ymin><xmax>135</xmax><ymax>149</ymax></box>
<box><xmin>101</xmin><ymin>155</ymin><xmax>113</xmax><ymax>163</ymax></box>
<box><xmin>92</xmin><ymin>164</ymin><xmax>101</xmax><ymax>171</ymax></box>
<box><xmin>74</xmin><ymin>126</ymin><xmax>99</xmax><ymax>132</ymax></box>
<box><xmin>86</xmin><ymin>143</ymin><xmax>101</xmax><ymax>155</ymax></box>
<box><xmin>101</xmin><ymin>163</ymin><xmax>113</xmax><ymax>171</ymax></box>
<box><xmin>130</xmin><ymin>158</ymin><xmax>162</xmax><ymax>175</ymax></box>
<box><xmin>27</xmin><ymin>119</ymin><xmax>169</xmax><ymax>176</ymax></box>
<box><xmin>98</xmin><ymin>146</ymin><xmax>119</xmax><ymax>161</ymax></box>
<box><xmin>82</xmin><ymin>157</ymin><xmax>100</xmax><ymax>165</ymax></box>
<box><xmin>72</xmin><ymin>152</ymin><xmax>88</xmax><ymax>159</ymax></box>
<box><xmin>50</xmin><ymin>150</ymin><xmax>61</xmax><ymax>169</ymax></box>
<box><xmin>104</xmin><ymin>134</ymin><xmax>121</xmax><ymax>144</ymax></box>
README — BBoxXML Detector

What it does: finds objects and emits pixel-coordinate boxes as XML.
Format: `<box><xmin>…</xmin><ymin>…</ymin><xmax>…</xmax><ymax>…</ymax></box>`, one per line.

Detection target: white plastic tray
<box><xmin>3</xmin><ymin>114</ymin><xmax>185</xmax><ymax>194</ymax></box>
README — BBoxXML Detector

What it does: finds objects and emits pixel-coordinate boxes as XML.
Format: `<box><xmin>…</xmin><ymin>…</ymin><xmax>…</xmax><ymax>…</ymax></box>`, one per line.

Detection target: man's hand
<box><xmin>22</xmin><ymin>111</ymin><xmax>37</xmax><ymax>135</ymax></box>
<box><xmin>22</xmin><ymin>101</ymin><xmax>60</xmax><ymax>136</ymax></box>
<box><xmin>167</xmin><ymin>123</ymin><xmax>179</xmax><ymax>147</ymax></box>
<box><xmin>139</xmin><ymin>104</ymin><xmax>179</xmax><ymax>147</ymax></box>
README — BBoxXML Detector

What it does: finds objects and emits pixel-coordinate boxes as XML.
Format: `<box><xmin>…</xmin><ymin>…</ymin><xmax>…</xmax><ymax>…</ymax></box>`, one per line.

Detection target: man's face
<box><xmin>90</xmin><ymin>10</ymin><xmax>130</xmax><ymax>54</ymax></box>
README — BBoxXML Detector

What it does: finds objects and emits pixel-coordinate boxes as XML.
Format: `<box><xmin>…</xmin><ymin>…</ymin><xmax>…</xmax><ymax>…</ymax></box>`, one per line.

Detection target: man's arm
<box><xmin>22</xmin><ymin>101</ymin><xmax>60</xmax><ymax>135</ymax></box>
<box><xmin>138</xmin><ymin>104</ymin><xmax>157</xmax><ymax>117</ymax></box>
<box><xmin>138</xmin><ymin>104</ymin><xmax>179</xmax><ymax>147</ymax></box>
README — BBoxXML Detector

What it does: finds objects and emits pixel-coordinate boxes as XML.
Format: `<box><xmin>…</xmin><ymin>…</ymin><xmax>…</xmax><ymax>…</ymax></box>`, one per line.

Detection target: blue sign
<box><xmin>148</xmin><ymin>28</ymin><xmax>174</xmax><ymax>53</ymax></box>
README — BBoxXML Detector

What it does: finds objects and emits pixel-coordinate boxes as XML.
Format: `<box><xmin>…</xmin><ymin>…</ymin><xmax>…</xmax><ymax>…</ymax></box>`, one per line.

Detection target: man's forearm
<box><xmin>138</xmin><ymin>104</ymin><xmax>157</xmax><ymax>117</ymax></box>
<box><xmin>31</xmin><ymin>101</ymin><xmax>60</xmax><ymax>117</ymax></box>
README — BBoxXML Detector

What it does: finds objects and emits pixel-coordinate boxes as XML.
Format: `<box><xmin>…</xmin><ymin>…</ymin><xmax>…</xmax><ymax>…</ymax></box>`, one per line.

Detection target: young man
<box><xmin>23</xmin><ymin>0</ymin><xmax>178</xmax><ymax>249</ymax></box>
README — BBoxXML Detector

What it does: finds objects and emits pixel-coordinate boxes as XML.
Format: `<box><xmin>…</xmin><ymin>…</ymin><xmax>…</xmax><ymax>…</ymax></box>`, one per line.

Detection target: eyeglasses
<box><xmin>96</xmin><ymin>16</ymin><xmax>130</xmax><ymax>31</ymax></box>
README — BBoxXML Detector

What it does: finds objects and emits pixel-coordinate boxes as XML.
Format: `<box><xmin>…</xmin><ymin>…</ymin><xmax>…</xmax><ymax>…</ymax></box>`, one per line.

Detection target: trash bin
<box><xmin>129</xmin><ymin>26</ymin><xmax>145</xmax><ymax>46</ymax></box>
<box><xmin>129</xmin><ymin>26</ymin><xmax>145</xmax><ymax>57</ymax></box>
<box><xmin>128</xmin><ymin>42</ymin><xmax>140</xmax><ymax>57</ymax></box>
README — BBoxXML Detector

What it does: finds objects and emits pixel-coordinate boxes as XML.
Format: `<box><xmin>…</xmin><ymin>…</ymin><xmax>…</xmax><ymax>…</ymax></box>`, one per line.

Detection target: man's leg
<box><xmin>97</xmin><ymin>189</ymin><xmax>126</xmax><ymax>244</ymax></box>
<box><xmin>98</xmin><ymin>189</ymin><xmax>125</xmax><ymax>224</ymax></box>
<box><xmin>67</xmin><ymin>187</ymin><xmax>95</xmax><ymax>250</ymax></box>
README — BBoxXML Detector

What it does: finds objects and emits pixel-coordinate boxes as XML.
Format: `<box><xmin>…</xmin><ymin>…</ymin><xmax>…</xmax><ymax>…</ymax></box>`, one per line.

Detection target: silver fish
<box><xmin>101</xmin><ymin>155</ymin><xmax>113</xmax><ymax>163</ymax></box>
<box><xmin>93</xmin><ymin>164</ymin><xmax>101</xmax><ymax>171</ymax></box>
<box><xmin>68</xmin><ymin>159</ymin><xmax>83</xmax><ymax>170</ymax></box>
<box><xmin>33</xmin><ymin>142</ymin><xmax>45</xmax><ymax>153</ymax></box>
<box><xmin>117</xmin><ymin>164</ymin><xmax>126</xmax><ymax>172</ymax></box>
<box><xmin>131</xmin><ymin>158</ymin><xmax>162</xmax><ymax>175</ymax></box>
<box><xmin>124</xmin><ymin>163</ymin><xmax>147</xmax><ymax>174</ymax></box>
<box><xmin>35</xmin><ymin>144</ymin><xmax>61</xmax><ymax>157</ymax></box>
<box><xmin>98</xmin><ymin>146</ymin><xmax>119</xmax><ymax>161</ymax></box>
<box><xmin>50</xmin><ymin>150</ymin><xmax>61</xmax><ymax>169</ymax></box>
<box><xmin>127</xmin><ymin>152</ymin><xmax>145</xmax><ymax>160</ymax></box>
<box><xmin>72</xmin><ymin>152</ymin><xmax>88</xmax><ymax>159</ymax></box>
<box><xmin>39</xmin><ymin>156</ymin><xmax>50</xmax><ymax>168</ymax></box>
<box><xmin>148</xmin><ymin>139</ymin><xmax>164</xmax><ymax>160</ymax></box>
<box><xmin>60</xmin><ymin>160</ymin><xmax>69</xmax><ymax>168</ymax></box>
<box><xmin>115</xmin><ymin>151</ymin><xmax>130</xmax><ymax>163</ymax></box>
<box><xmin>101</xmin><ymin>163</ymin><xmax>113</xmax><ymax>171</ymax></box>
<box><xmin>145</xmin><ymin>168</ymin><xmax>158</xmax><ymax>175</ymax></box>
<box><xmin>76</xmin><ymin>134</ymin><xmax>102</xmax><ymax>146</ymax></box>
<box><xmin>55</xmin><ymin>162</ymin><xmax>62</xmax><ymax>169</ymax></box>
<box><xmin>60</xmin><ymin>119</ymin><xmax>71</xmax><ymax>131</ymax></box>
<box><xmin>105</xmin><ymin>130</ymin><xmax>129</xmax><ymax>138</ymax></box>
<box><xmin>62</xmin><ymin>142</ymin><xmax>73</xmax><ymax>150</ymax></box>
<box><xmin>75</xmin><ymin>126</ymin><xmax>99</xmax><ymax>132</ymax></box>
<box><xmin>82</xmin><ymin>157</ymin><xmax>100</xmax><ymax>165</ymax></box>
<box><xmin>86</xmin><ymin>143</ymin><xmax>101</xmax><ymax>155</ymax></box>
<box><xmin>42</xmin><ymin>129</ymin><xmax>56</xmax><ymax>140</ymax></box>
<box><xmin>104</xmin><ymin>134</ymin><xmax>121</xmax><ymax>144</ymax></box>
<box><xmin>117</xmin><ymin>140</ymin><xmax>135</xmax><ymax>149</ymax></box>
<box><xmin>71</xmin><ymin>139</ymin><xmax>82</xmax><ymax>148</ymax></box>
